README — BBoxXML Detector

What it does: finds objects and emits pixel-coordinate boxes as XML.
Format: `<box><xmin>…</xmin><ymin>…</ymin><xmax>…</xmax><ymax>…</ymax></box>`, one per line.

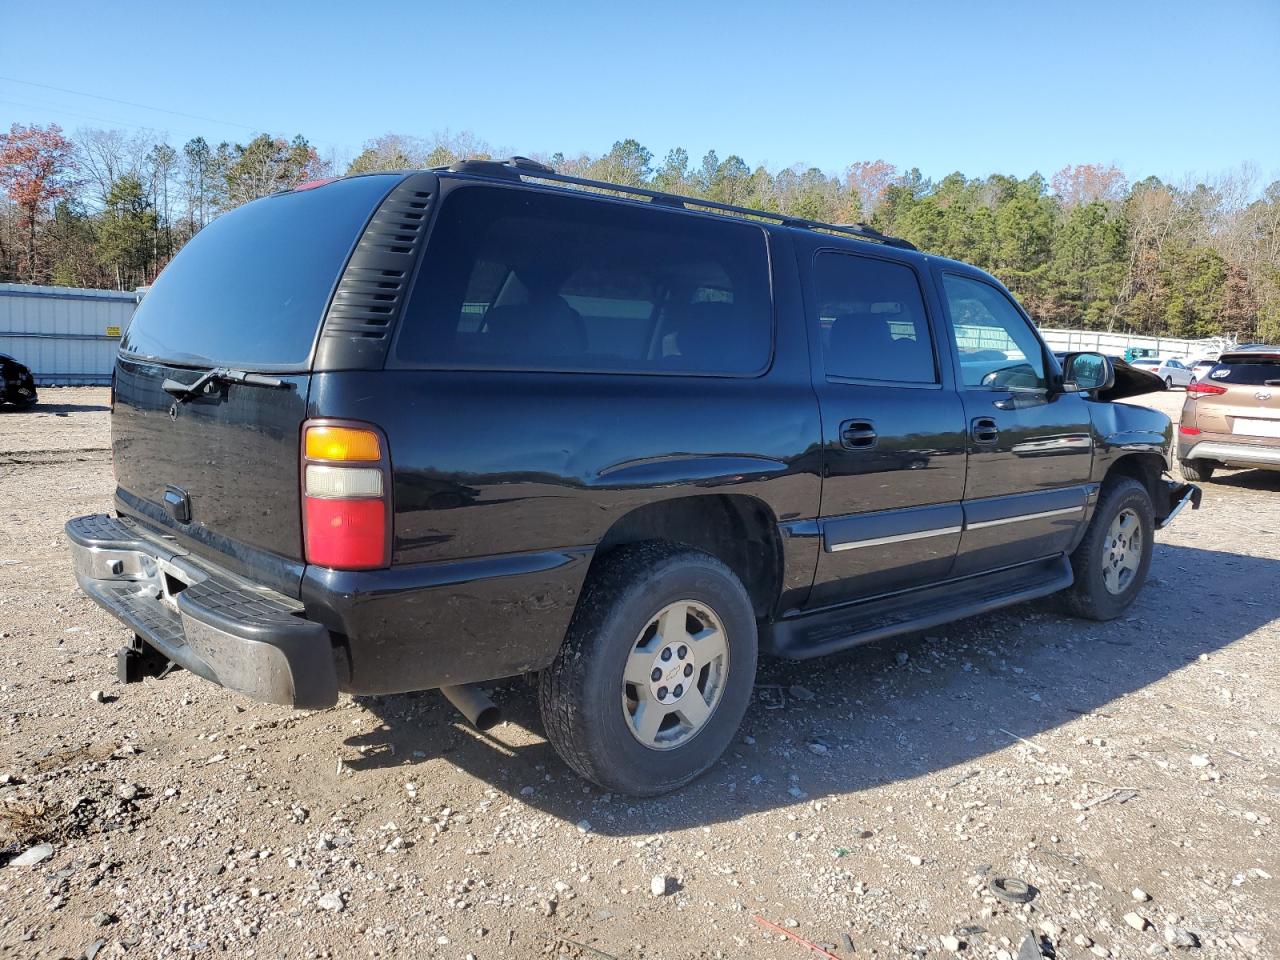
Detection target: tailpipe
<box><xmin>440</xmin><ymin>684</ymin><xmax>500</xmax><ymax>731</ymax></box>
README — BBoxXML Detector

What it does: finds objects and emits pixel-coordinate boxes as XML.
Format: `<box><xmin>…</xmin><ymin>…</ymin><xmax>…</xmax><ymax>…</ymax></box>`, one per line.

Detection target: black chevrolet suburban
<box><xmin>67</xmin><ymin>158</ymin><xmax>1200</xmax><ymax>795</ymax></box>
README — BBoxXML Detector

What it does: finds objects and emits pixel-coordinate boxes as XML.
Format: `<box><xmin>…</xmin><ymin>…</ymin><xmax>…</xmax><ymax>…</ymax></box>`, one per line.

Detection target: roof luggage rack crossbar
<box><xmin>443</xmin><ymin>156</ymin><xmax>918</xmax><ymax>251</ymax></box>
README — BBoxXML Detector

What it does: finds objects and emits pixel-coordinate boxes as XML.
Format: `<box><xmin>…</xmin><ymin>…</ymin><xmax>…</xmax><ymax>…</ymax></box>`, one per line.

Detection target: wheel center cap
<box><xmin>648</xmin><ymin>642</ymin><xmax>693</xmax><ymax>704</ymax></box>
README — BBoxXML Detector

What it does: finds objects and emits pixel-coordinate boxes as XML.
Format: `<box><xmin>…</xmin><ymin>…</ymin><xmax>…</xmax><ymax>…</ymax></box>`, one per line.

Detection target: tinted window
<box><xmin>121</xmin><ymin>176</ymin><xmax>397</xmax><ymax>367</ymax></box>
<box><xmin>1209</xmin><ymin>357</ymin><xmax>1280</xmax><ymax>385</ymax></box>
<box><xmin>813</xmin><ymin>252</ymin><xmax>936</xmax><ymax>383</ymax></box>
<box><xmin>395</xmin><ymin>186</ymin><xmax>772</xmax><ymax>374</ymax></box>
<box><xmin>942</xmin><ymin>274</ymin><xmax>1047</xmax><ymax>389</ymax></box>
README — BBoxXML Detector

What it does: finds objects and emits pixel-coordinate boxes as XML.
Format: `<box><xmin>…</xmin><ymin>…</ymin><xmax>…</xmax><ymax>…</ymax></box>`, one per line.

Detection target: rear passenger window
<box><xmin>813</xmin><ymin>252</ymin><xmax>937</xmax><ymax>383</ymax></box>
<box><xmin>396</xmin><ymin>186</ymin><xmax>772</xmax><ymax>374</ymax></box>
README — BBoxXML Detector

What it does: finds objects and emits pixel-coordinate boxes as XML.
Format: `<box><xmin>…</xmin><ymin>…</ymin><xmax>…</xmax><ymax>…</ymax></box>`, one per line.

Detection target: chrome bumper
<box><xmin>65</xmin><ymin>514</ymin><xmax>338</xmax><ymax>708</ymax></box>
<box><xmin>1183</xmin><ymin>440</ymin><xmax>1280</xmax><ymax>467</ymax></box>
<box><xmin>1156</xmin><ymin>481</ymin><xmax>1201</xmax><ymax>530</ymax></box>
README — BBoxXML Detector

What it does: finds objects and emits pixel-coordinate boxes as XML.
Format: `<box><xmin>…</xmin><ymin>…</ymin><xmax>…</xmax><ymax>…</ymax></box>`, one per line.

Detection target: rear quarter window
<box><xmin>394</xmin><ymin>185</ymin><xmax>773</xmax><ymax>375</ymax></box>
<box><xmin>121</xmin><ymin>175</ymin><xmax>400</xmax><ymax>368</ymax></box>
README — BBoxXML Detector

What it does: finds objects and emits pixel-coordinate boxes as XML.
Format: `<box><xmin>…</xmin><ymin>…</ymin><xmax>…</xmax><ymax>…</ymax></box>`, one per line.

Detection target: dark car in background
<box><xmin>66</xmin><ymin>158</ymin><xmax>1199</xmax><ymax>795</ymax></box>
<box><xmin>0</xmin><ymin>352</ymin><xmax>37</xmax><ymax>408</ymax></box>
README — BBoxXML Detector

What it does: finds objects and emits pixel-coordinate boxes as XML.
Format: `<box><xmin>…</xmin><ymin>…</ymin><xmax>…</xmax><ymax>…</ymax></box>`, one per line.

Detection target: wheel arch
<box><xmin>1103</xmin><ymin>450</ymin><xmax>1167</xmax><ymax>506</ymax></box>
<box><xmin>592</xmin><ymin>494</ymin><xmax>784</xmax><ymax>620</ymax></box>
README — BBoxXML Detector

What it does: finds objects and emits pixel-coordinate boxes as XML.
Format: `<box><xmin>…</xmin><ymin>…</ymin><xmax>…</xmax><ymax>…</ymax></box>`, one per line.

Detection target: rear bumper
<box><xmin>1179</xmin><ymin>438</ymin><xmax>1280</xmax><ymax>470</ymax></box>
<box><xmin>65</xmin><ymin>514</ymin><xmax>339</xmax><ymax>709</ymax></box>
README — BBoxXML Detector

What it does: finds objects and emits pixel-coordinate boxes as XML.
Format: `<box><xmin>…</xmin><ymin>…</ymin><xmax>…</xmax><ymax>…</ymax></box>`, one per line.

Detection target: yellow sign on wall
<box><xmin>106</xmin><ymin>326</ymin><xmax>121</xmax><ymax>337</ymax></box>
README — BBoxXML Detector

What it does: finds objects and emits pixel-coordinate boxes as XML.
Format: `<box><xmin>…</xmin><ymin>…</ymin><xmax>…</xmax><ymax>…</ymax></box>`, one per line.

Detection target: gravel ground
<box><xmin>1</xmin><ymin>387</ymin><xmax>1276</xmax><ymax>960</ymax></box>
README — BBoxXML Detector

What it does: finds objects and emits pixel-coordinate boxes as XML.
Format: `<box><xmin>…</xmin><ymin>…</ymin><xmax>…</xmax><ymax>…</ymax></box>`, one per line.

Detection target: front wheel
<box><xmin>539</xmin><ymin>543</ymin><xmax>757</xmax><ymax>796</ymax></box>
<box><xmin>1064</xmin><ymin>476</ymin><xmax>1154</xmax><ymax>621</ymax></box>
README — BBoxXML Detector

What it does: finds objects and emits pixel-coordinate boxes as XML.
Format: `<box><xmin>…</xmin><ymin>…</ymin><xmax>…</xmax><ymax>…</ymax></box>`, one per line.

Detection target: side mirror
<box><xmin>1062</xmin><ymin>352</ymin><xmax>1115</xmax><ymax>393</ymax></box>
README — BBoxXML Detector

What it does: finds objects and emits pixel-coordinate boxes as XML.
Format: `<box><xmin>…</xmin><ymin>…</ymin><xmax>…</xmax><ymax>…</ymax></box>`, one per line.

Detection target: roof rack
<box><xmin>441</xmin><ymin>156</ymin><xmax>918</xmax><ymax>251</ymax></box>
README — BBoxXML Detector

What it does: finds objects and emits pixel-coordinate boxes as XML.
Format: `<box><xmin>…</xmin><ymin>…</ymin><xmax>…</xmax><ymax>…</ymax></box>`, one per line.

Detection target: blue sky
<box><xmin>2</xmin><ymin>0</ymin><xmax>1277</xmax><ymax>185</ymax></box>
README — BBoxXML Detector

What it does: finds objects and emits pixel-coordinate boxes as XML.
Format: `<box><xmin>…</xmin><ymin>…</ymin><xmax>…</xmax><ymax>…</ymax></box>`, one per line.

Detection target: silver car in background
<box><xmin>1130</xmin><ymin>356</ymin><xmax>1193</xmax><ymax>389</ymax></box>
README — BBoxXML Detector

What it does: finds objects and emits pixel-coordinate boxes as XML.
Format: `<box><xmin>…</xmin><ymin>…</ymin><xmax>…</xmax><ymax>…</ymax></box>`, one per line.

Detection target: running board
<box><xmin>764</xmin><ymin>555</ymin><xmax>1073</xmax><ymax>660</ymax></box>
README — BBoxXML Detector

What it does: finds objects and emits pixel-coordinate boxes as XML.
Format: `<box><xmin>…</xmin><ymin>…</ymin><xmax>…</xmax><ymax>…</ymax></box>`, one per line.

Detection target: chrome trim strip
<box><xmin>829</xmin><ymin>525</ymin><xmax>963</xmax><ymax>552</ymax></box>
<box><xmin>966</xmin><ymin>506</ymin><xmax>1082</xmax><ymax>530</ymax></box>
<box><xmin>1159</xmin><ymin>491</ymin><xmax>1193</xmax><ymax>529</ymax></box>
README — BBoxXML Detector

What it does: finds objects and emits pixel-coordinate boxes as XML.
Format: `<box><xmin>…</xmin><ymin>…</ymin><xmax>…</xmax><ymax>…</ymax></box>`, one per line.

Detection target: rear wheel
<box><xmin>1164</xmin><ymin>375</ymin><xmax>1173</xmax><ymax>389</ymax></box>
<box><xmin>539</xmin><ymin>543</ymin><xmax>757</xmax><ymax>796</ymax></box>
<box><xmin>1179</xmin><ymin>458</ymin><xmax>1215</xmax><ymax>482</ymax></box>
<box><xmin>1064</xmin><ymin>476</ymin><xmax>1154</xmax><ymax>621</ymax></box>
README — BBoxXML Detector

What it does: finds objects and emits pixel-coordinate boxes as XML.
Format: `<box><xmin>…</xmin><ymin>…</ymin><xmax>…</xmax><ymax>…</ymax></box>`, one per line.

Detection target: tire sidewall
<box><xmin>562</xmin><ymin>550</ymin><xmax>757</xmax><ymax>793</ymax></box>
<box><xmin>1179</xmin><ymin>459</ymin><xmax>1213</xmax><ymax>482</ymax></box>
<box><xmin>1079</xmin><ymin>481</ymin><xmax>1154</xmax><ymax>618</ymax></box>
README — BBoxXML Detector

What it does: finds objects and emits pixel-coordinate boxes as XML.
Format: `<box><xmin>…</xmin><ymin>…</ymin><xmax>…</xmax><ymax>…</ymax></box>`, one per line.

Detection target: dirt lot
<box><xmin>1</xmin><ymin>387</ymin><xmax>1276</xmax><ymax>960</ymax></box>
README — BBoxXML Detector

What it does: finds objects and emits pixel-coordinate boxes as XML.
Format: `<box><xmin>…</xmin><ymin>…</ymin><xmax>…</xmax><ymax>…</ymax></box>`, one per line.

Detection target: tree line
<box><xmin>2</xmin><ymin>124</ymin><xmax>1278</xmax><ymax>342</ymax></box>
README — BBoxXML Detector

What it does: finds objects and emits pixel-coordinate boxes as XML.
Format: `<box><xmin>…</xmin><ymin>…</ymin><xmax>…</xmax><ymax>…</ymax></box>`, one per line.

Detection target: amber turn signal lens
<box><xmin>305</xmin><ymin>425</ymin><xmax>381</xmax><ymax>462</ymax></box>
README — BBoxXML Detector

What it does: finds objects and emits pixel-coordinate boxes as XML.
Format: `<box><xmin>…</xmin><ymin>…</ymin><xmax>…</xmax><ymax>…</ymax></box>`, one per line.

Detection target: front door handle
<box><xmin>971</xmin><ymin>416</ymin><xmax>999</xmax><ymax>444</ymax></box>
<box><xmin>840</xmin><ymin>419</ymin><xmax>877</xmax><ymax>449</ymax></box>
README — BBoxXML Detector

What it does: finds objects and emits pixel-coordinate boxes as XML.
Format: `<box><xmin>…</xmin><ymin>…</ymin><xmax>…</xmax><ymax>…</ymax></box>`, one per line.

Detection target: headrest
<box><xmin>483</xmin><ymin>297</ymin><xmax>587</xmax><ymax>357</ymax></box>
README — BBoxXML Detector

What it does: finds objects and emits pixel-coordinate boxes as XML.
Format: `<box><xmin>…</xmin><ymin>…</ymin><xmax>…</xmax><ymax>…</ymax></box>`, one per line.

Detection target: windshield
<box><xmin>120</xmin><ymin>174</ymin><xmax>399</xmax><ymax>368</ymax></box>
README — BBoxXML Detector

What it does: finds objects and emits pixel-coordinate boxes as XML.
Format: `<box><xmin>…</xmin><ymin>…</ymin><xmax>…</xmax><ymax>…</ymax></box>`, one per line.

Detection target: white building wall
<box><xmin>1037</xmin><ymin>327</ymin><xmax>1230</xmax><ymax>361</ymax></box>
<box><xmin>0</xmin><ymin>284</ymin><xmax>139</xmax><ymax>385</ymax></box>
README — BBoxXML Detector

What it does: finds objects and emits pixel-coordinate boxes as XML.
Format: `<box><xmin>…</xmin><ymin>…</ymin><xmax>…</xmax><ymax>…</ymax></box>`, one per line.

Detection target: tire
<box><xmin>1063</xmin><ymin>476</ymin><xmax>1155</xmax><ymax>621</ymax></box>
<box><xmin>539</xmin><ymin>542</ymin><xmax>758</xmax><ymax>796</ymax></box>
<box><xmin>1164</xmin><ymin>376</ymin><xmax>1173</xmax><ymax>390</ymax></box>
<box><xmin>1179</xmin><ymin>458</ymin><xmax>1214</xmax><ymax>482</ymax></box>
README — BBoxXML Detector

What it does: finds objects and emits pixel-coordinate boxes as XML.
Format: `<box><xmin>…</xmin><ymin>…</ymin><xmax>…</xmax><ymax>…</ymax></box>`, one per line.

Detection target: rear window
<box><xmin>1209</xmin><ymin>357</ymin><xmax>1280</xmax><ymax>385</ymax></box>
<box><xmin>121</xmin><ymin>175</ymin><xmax>399</xmax><ymax>368</ymax></box>
<box><xmin>394</xmin><ymin>185</ymin><xmax>772</xmax><ymax>375</ymax></box>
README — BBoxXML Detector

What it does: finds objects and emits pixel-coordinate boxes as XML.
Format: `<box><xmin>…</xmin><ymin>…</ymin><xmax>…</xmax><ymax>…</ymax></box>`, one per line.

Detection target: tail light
<box><xmin>1186</xmin><ymin>381</ymin><xmax>1227</xmax><ymax>398</ymax></box>
<box><xmin>1179</xmin><ymin>425</ymin><xmax>1201</xmax><ymax>436</ymax></box>
<box><xmin>301</xmin><ymin>422</ymin><xmax>390</xmax><ymax>570</ymax></box>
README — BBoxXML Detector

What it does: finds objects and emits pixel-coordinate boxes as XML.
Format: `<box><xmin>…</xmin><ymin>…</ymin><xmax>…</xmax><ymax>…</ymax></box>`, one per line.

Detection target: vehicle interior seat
<box><xmin>665</xmin><ymin>301</ymin><xmax>762</xmax><ymax>372</ymax></box>
<box><xmin>481</xmin><ymin>296</ymin><xmax>588</xmax><ymax>359</ymax></box>
<box><xmin>828</xmin><ymin>307</ymin><xmax>934</xmax><ymax>382</ymax></box>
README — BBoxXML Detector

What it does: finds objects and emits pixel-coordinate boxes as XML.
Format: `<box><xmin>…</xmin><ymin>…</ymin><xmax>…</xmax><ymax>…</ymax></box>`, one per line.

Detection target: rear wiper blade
<box><xmin>162</xmin><ymin>368</ymin><xmax>289</xmax><ymax>403</ymax></box>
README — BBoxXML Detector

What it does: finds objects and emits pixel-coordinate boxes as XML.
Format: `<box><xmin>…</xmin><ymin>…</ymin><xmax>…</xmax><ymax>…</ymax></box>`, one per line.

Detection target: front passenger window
<box><xmin>942</xmin><ymin>275</ymin><xmax>1048</xmax><ymax>390</ymax></box>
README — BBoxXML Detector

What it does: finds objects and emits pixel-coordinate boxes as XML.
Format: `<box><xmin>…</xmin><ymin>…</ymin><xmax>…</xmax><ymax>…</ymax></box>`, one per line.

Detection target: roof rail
<box><xmin>441</xmin><ymin>156</ymin><xmax>918</xmax><ymax>251</ymax></box>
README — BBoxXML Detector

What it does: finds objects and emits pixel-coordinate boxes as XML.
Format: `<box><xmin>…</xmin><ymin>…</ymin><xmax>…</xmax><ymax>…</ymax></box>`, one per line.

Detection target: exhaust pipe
<box><xmin>440</xmin><ymin>684</ymin><xmax>500</xmax><ymax>731</ymax></box>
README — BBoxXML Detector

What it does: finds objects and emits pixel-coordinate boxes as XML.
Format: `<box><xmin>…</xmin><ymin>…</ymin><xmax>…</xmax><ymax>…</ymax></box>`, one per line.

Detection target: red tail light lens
<box><xmin>1186</xmin><ymin>381</ymin><xmax>1227</xmax><ymax>398</ymax></box>
<box><xmin>301</xmin><ymin>421</ymin><xmax>390</xmax><ymax>570</ymax></box>
<box><xmin>1179</xmin><ymin>425</ymin><xmax>1201</xmax><ymax>436</ymax></box>
<box><xmin>303</xmin><ymin>498</ymin><xmax>386</xmax><ymax>569</ymax></box>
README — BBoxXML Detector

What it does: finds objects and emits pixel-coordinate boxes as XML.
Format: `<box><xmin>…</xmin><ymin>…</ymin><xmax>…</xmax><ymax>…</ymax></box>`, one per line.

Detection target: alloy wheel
<box><xmin>621</xmin><ymin>600</ymin><xmax>729</xmax><ymax>750</ymax></box>
<box><xmin>1102</xmin><ymin>507</ymin><xmax>1142</xmax><ymax>595</ymax></box>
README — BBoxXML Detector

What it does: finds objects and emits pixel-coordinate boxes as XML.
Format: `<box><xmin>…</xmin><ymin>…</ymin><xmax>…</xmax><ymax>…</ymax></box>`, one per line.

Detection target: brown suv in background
<box><xmin>1178</xmin><ymin>347</ymin><xmax>1280</xmax><ymax>481</ymax></box>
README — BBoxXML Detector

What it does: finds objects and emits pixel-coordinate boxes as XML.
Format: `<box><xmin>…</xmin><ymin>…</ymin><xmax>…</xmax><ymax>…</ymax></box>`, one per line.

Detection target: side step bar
<box><xmin>764</xmin><ymin>555</ymin><xmax>1073</xmax><ymax>660</ymax></box>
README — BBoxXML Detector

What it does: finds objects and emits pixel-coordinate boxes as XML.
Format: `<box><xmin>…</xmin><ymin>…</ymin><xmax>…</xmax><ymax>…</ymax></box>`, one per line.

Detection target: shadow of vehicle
<box><xmin>1</xmin><ymin>402</ymin><xmax>112</xmax><ymax>415</ymax></box>
<box><xmin>1204</xmin><ymin>468</ymin><xmax>1280</xmax><ymax>493</ymax></box>
<box><xmin>345</xmin><ymin>544</ymin><xmax>1277</xmax><ymax>834</ymax></box>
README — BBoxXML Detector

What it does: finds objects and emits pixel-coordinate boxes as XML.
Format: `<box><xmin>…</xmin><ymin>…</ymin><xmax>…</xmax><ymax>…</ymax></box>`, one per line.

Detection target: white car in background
<box><xmin>1188</xmin><ymin>357</ymin><xmax>1218</xmax><ymax>382</ymax></box>
<box><xmin>1129</xmin><ymin>356</ymin><xmax>1194</xmax><ymax>389</ymax></box>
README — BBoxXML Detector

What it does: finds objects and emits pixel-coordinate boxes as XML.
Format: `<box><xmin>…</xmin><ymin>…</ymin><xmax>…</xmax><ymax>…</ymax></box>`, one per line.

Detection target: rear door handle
<box><xmin>840</xmin><ymin>419</ymin><xmax>877</xmax><ymax>449</ymax></box>
<box><xmin>971</xmin><ymin>417</ymin><xmax>999</xmax><ymax>444</ymax></box>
